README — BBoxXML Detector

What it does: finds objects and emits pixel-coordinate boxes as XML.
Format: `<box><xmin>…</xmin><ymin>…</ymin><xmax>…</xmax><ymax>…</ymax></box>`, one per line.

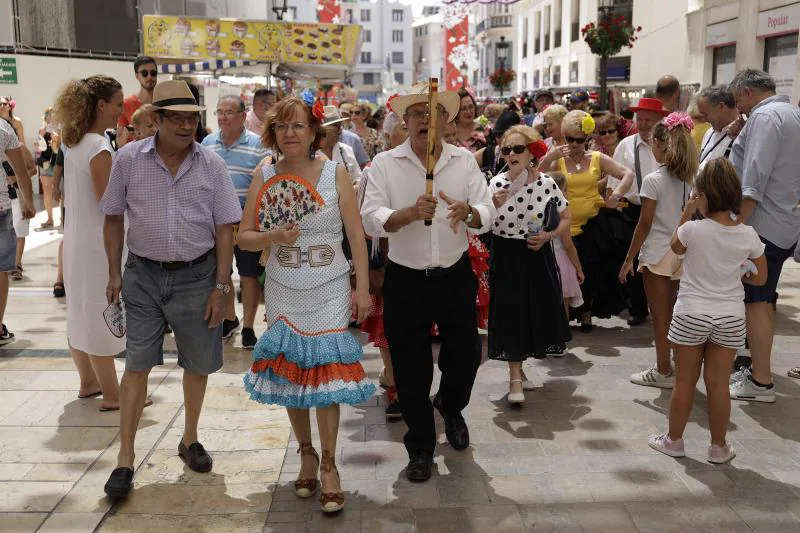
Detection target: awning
<box><xmin>159</xmin><ymin>59</ymin><xmax>258</xmax><ymax>74</ymax></box>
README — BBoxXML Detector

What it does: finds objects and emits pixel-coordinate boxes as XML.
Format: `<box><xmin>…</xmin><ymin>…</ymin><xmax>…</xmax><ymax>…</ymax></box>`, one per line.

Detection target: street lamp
<box><xmin>597</xmin><ymin>0</ymin><xmax>615</xmax><ymax>110</ymax></box>
<box><xmin>496</xmin><ymin>36</ymin><xmax>510</xmax><ymax>97</ymax></box>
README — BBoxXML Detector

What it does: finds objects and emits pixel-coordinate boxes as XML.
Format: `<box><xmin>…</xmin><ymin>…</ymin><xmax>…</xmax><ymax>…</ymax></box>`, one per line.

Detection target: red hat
<box><xmin>629</xmin><ymin>97</ymin><xmax>669</xmax><ymax>117</ymax></box>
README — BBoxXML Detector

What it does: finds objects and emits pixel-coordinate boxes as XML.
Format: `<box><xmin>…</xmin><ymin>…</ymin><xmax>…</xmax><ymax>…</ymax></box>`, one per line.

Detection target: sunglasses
<box><xmin>565</xmin><ymin>136</ymin><xmax>588</xmax><ymax>145</ymax></box>
<box><xmin>0</xmin><ymin>102</ymin><xmax>8</xmax><ymax>107</ymax></box>
<box><xmin>500</xmin><ymin>145</ymin><xmax>528</xmax><ymax>156</ymax></box>
<box><xmin>597</xmin><ymin>129</ymin><xmax>616</xmax><ymax>136</ymax></box>
<box><xmin>139</xmin><ymin>69</ymin><xmax>158</xmax><ymax>78</ymax></box>
<box><xmin>352</xmin><ymin>110</ymin><xmax>362</xmax><ymax>116</ymax></box>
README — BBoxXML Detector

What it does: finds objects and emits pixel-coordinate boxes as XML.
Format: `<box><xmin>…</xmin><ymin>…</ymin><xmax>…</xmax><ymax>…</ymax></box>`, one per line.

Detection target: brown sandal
<box><xmin>294</xmin><ymin>442</ymin><xmax>319</xmax><ymax>498</ymax></box>
<box><xmin>320</xmin><ymin>449</ymin><xmax>344</xmax><ymax>513</ymax></box>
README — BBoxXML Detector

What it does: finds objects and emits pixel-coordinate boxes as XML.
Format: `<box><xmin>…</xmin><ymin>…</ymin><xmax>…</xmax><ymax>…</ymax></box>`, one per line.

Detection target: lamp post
<box><xmin>496</xmin><ymin>35</ymin><xmax>509</xmax><ymax>98</ymax></box>
<box><xmin>597</xmin><ymin>0</ymin><xmax>615</xmax><ymax>110</ymax></box>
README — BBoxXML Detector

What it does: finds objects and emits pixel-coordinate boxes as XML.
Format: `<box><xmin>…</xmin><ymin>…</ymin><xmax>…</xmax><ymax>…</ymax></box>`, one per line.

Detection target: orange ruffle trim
<box><xmin>250</xmin><ymin>354</ymin><xmax>368</xmax><ymax>387</ymax></box>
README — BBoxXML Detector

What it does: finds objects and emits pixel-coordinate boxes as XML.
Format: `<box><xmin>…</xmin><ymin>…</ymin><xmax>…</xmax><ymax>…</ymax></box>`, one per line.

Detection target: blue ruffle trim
<box><xmin>243</xmin><ymin>371</ymin><xmax>376</xmax><ymax>409</ymax></box>
<box><xmin>252</xmin><ymin>318</ymin><xmax>363</xmax><ymax>369</ymax></box>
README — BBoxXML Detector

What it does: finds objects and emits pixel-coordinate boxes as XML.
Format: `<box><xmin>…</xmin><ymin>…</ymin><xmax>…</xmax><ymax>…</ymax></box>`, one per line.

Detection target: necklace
<box><xmin>569</xmin><ymin>154</ymin><xmax>584</xmax><ymax>172</ymax></box>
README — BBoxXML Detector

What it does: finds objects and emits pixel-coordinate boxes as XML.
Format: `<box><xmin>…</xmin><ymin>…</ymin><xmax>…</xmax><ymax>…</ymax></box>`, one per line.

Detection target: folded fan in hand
<box><xmin>254</xmin><ymin>174</ymin><xmax>325</xmax><ymax>231</ymax></box>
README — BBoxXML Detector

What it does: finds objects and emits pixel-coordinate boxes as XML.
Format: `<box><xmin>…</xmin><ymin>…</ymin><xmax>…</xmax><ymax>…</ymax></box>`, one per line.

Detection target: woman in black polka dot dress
<box><xmin>487</xmin><ymin>125</ymin><xmax>573</xmax><ymax>405</ymax></box>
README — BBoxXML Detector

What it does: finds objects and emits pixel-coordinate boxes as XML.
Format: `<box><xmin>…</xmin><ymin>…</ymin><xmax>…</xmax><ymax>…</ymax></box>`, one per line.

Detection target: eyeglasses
<box><xmin>352</xmin><ymin>110</ymin><xmax>362</xmax><ymax>116</ymax></box>
<box><xmin>407</xmin><ymin>108</ymin><xmax>446</xmax><ymax>121</ymax></box>
<box><xmin>273</xmin><ymin>122</ymin><xmax>309</xmax><ymax>135</ymax></box>
<box><xmin>597</xmin><ymin>129</ymin><xmax>617</xmax><ymax>136</ymax></box>
<box><xmin>139</xmin><ymin>69</ymin><xmax>158</xmax><ymax>78</ymax></box>
<box><xmin>500</xmin><ymin>145</ymin><xmax>528</xmax><ymax>156</ymax></box>
<box><xmin>565</xmin><ymin>136</ymin><xmax>588</xmax><ymax>145</ymax></box>
<box><xmin>162</xmin><ymin>112</ymin><xmax>201</xmax><ymax>126</ymax></box>
<box><xmin>214</xmin><ymin>110</ymin><xmax>242</xmax><ymax>117</ymax></box>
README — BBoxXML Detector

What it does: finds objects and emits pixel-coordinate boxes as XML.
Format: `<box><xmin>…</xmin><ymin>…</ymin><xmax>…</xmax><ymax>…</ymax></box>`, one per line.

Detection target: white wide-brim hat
<box><xmin>150</xmin><ymin>80</ymin><xmax>205</xmax><ymax>112</ymax></box>
<box><xmin>390</xmin><ymin>82</ymin><xmax>460</xmax><ymax>124</ymax></box>
<box><xmin>321</xmin><ymin>105</ymin><xmax>350</xmax><ymax>127</ymax></box>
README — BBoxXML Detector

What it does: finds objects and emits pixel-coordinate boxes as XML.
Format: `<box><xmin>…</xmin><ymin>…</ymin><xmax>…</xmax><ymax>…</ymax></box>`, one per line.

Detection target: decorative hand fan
<box><xmin>254</xmin><ymin>174</ymin><xmax>326</xmax><ymax>231</ymax></box>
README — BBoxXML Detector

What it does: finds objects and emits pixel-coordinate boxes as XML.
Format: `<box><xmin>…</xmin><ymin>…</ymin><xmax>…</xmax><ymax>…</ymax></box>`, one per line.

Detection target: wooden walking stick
<box><xmin>424</xmin><ymin>78</ymin><xmax>439</xmax><ymax>227</ymax></box>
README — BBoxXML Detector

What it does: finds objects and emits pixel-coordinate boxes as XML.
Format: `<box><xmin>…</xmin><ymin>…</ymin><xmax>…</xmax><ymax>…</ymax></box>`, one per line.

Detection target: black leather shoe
<box><xmin>406</xmin><ymin>451</ymin><xmax>433</xmax><ymax>482</ymax></box>
<box><xmin>433</xmin><ymin>394</ymin><xmax>469</xmax><ymax>450</ymax></box>
<box><xmin>627</xmin><ymin>314</ymin><xmax>647</xmax><ymax>327</ymax></box>
<box><xmin>178</xmin><ymin>441</ymin><xmax>213</xmax><ymax>473</ymax></box>
<box><xmin>104</xmin><ymin>467</ymin><xmax>134</xmax><ymax>501</ymax></box>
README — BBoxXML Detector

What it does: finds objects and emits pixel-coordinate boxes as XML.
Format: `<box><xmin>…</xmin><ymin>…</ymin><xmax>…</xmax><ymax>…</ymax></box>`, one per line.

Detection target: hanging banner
<box><xmin>142</xmin><ymin>15</ymin><xmax>360</xmax><ymax>65</ymax></box>
<box><xmin>443</xmin><ymin>4</ymin><xmax>474</xmax><ymax>90</ymax></box>
<box><xmin>317</xmin><ymin>0</ymin><xmax>341</xmax><ymax>24</ymax></box>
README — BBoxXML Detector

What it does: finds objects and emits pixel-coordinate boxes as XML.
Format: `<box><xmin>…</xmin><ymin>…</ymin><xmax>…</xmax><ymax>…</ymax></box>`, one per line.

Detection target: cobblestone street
<box><xmin>2</xmin><ymin>219</ymin><xmax>800</xmax><ymax>532</ymax></box>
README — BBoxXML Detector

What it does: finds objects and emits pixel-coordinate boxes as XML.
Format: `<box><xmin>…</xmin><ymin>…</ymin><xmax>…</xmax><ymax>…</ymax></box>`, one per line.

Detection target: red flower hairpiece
<box><xmin>386</xmin><ymin>94</ymin><xmax>398</xmax><ymax>113</ymax></box>
<box><xmin>528</xmin><ymin>140</ymin><xmax>548</xmax><ymax>159</ymax></box>
<box><xmin>311</xmin><ymin>99</ymin><xmax>325</xmax><ymax>121</ymax></box>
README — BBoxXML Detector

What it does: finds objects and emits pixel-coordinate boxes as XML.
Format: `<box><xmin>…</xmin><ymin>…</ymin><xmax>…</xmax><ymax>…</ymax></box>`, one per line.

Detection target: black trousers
<box><xmin>383</xmin><ymin>253</ymin><xmax>480</xmax><ymax>457</ymax></box>
<box><xmin>622</xmin><ymin>203</ymin><xmax>648</xmax><ymax>318</ymax></box>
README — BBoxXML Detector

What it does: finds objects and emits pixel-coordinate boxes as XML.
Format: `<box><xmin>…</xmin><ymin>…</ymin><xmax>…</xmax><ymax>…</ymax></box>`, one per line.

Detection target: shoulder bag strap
<box><xmin>634</xmin><ymin>136</ymin><xmax>643</xmax><ymax>192</ymax></box>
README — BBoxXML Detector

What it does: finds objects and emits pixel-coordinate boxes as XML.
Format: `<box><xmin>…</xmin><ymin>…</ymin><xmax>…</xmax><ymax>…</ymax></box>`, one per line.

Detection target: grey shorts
<box><xmin>0</xmin><ymin>211</ymin><xmax>16</xmax><ymax>272</ymax></box>
<box><xmin>122</xmin><ymin>251</ymin><xmax>223</xmax><ymax>375</ymax></box>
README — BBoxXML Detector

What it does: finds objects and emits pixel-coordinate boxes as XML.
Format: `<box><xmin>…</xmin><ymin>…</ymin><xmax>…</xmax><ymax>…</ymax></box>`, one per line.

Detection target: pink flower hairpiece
<box><xmin>662</xmin><ymin>112</ymin><xmax>694</xmax><ymax>131</ymax></box>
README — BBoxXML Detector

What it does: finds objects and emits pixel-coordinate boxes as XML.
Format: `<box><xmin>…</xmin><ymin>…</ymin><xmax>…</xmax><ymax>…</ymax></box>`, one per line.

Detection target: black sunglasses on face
<box><xmin>597</xmin><ymin>129</ymin><xmax>616</xmax><ymax>136</ymax></box>
<box><xmin>352</xmin><ymin>110</ymin><xmax>362</xmax><ymax>116</ymax></box>
<box><xmin>139</xmin><ymin>69</ymin><xmax>158</xmax><ymax>78</ymax></box>
<box><xmin>565</xmin><ymin>136</ymin><xmax>588</xmax><ymax>144</ymax></box>
<box><xmin>500</xmin><ymin>145</ymin><xmax>527</xmax><ymax>156</ymax></box>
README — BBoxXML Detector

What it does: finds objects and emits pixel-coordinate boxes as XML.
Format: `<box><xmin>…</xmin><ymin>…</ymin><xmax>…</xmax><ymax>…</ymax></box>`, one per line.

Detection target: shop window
<box><xmin>712</xmin><ymin>45</ymin><xmax>736</xmax><ymax>85</ymax></box>
<box><xmin>764</xmin><ymin>33</ymin><xmax>799</xmax><ymax>95</ymax></box>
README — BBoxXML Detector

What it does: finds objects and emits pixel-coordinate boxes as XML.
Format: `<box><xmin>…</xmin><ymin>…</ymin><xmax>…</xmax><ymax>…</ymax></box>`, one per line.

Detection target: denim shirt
<box><xmin>731</xmin><ymin>94</ymin><xmax>800</xmax><ymax>249</ymax></box>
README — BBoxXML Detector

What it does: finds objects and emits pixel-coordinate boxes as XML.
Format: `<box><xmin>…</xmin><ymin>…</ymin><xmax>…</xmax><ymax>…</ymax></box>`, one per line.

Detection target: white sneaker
<box><xmin>708</xmin><ymin>443</ymin><xmax>736</xmax><ymax>464</ymax></box>
<box><xmin>648</xmin><ymin>433</ymin><xmax>686</xmax><ymax>458</ymax></box>
<box><xmin>630</xmin><ymin>366</ymin><xmax>675</xmax><ymax>389</ymax></box>
<box><xmin>730</xmin><ymin>374</ymin><xmax>776</xmax><ymax>403</ymax></box>
<box><xmin>730</xmin><ymin>368</ymin><xmax>750</xmax><ymax>384</ymax></box>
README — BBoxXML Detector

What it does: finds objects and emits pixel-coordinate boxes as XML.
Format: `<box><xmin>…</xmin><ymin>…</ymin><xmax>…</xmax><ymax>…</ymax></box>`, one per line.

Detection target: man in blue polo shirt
<box><xmin>202</xmin><ymin>95</ymin><xmax>270</xmax><ymax>349</ymax></box>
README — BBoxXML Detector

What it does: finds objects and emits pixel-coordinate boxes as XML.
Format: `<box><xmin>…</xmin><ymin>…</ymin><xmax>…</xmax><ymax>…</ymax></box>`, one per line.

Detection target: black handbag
<box><xmin>542</xmin><ymin>197</ymin><xmax>560</xmax><ymax>232</ymax></box>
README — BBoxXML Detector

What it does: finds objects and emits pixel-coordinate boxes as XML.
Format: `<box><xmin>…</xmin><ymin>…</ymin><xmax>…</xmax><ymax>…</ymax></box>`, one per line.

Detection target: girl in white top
<box><xmin>649</xmin><ymin>158</ymin><xmax>766</xmax><ymax>464</ymax></box>
<box><xmin>55</xmin><ymin>76</ymin><xmax>128</xmax><ymax>411</ymax></box>
<box><xmin>620</xmin><ymin>113</ymin><xmax>697</xmax><ymax>390</ymax></box>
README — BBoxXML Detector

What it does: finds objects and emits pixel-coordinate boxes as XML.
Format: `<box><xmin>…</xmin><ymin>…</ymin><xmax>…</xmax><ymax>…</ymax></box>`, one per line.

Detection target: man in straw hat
<box><xmin>361</xmin><ymin>82</ymin><xmax>496</xmax><ymax>482</ymax></box>
<box><xmin>609</xmin><ymin>97</ymin><xmax>669</xmax><ymax>337</ymax></box>
<box><xmin>319</xmin><ymin>105</ymin><xmax>362</xmax><ymax>183</ymax></box>
<box><xmin>100</xmin><ymin>80</ymin><xmax>242</xmax><ymax>501</ymax></box>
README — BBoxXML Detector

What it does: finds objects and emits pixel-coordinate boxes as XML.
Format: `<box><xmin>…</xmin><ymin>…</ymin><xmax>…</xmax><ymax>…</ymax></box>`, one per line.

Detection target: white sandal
<box><xmin>508</xmin><ymin>379</ymin><xmax>525</xmax><ymax>404</ymax></box>
<box><xmin>519</xmin><ymin>372</ymin><xmax>539</xmax><ymax>390</ymax></box>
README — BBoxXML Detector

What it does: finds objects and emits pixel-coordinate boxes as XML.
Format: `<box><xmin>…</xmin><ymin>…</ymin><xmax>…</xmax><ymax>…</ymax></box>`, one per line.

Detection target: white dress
<box><xmin>64</xmin><ymin>133</ymin><xmax>126</xmax><ymax>356</ymax></box>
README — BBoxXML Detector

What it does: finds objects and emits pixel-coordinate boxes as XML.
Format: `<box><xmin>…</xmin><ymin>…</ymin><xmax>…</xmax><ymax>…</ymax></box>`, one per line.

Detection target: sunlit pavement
<box><xmin>2</xmin><ymin>209</ymin><xmax>800</xmax><ymax>532</ymax></box>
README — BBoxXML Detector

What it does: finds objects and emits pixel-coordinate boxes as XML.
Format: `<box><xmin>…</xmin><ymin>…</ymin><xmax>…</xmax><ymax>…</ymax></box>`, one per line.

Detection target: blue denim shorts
<box><xmin>0</xmin><ymin>211</ymin><xmax>17</xmax><ymax>272</ymax></box>
<box><xmin>744</xmin><ymin>236</ymin><xmax>796</xmax><ymax>305</ymax></box>
<box><xmin>121</xmin><ymin>251</ymin><xmax>223</xmax><ymax>375</ymax></box>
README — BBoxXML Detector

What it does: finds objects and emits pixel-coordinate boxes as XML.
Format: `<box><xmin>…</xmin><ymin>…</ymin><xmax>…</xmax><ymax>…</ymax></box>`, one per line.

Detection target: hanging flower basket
<box><xmin>489</xmin><ymin>67</ymin><xmax>516</xmax><ymax>91</ymax></box>
<box><xmin>581</xmin><ymin>15</ymin><xmax>642</xmax><ymax>57</ymax></box>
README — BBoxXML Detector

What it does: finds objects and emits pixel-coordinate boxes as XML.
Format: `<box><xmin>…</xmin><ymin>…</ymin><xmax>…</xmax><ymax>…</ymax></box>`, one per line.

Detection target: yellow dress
<box><xmin>558</xmin><ymin>152</ymin><xmax>604</xmax><ymax>236</ymax></box>
<box><xmin>691</xmin><ymin>121</ymin><xmax>711</xmax><ymax>153</ymax></box>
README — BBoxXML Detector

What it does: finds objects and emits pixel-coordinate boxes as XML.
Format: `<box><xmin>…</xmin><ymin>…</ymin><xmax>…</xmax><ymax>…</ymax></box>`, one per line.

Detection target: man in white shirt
<box><xmin>695</xmin><ymin>85</ymin><xmax>739</xmax><ymax>171</ymax></box>
<box><xmin>610</xmin><ymin>97</ymin><xmax>668</xmax><ymax>326</ymax></box>
<box><xmin>361</xmin><ymin>83</ymin><xmax>495</xmax><ymax>483</ymax></box>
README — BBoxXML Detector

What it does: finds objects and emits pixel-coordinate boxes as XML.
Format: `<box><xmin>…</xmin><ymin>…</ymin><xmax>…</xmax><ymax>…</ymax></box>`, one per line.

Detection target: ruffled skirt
<box><xmin>244</xmin><ymin>273</ymin><xmax>375</xmax><ymax>408</ymax></box>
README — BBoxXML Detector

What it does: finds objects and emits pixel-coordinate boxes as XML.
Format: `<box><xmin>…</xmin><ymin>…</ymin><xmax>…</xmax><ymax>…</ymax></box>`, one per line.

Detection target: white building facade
<box><xmin>343</xmin><ymin>0</ymin><xmax>413</xmax><ymax>102</ymax></box>
<box><xmin>412</xmin><ymin>7</ymin><xmax>445</xmax><ymax>84</ymax></box>
<box><xmin>471</xmin><ymin>1</ymin><xmax>516</xmax><ymax>98</ymax></box>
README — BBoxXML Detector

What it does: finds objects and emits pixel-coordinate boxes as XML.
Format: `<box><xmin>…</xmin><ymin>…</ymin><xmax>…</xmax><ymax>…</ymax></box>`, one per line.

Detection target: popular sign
<box><xmin>757</xmin><ymin>3</ymin><xmax>800</xmax><ymax>38</ymax></box>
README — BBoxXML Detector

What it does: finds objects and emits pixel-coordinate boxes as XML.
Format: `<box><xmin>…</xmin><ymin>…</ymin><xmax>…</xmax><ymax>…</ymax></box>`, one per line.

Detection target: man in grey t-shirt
<box><xmin>728</xmin><ymin>69</ymin><xmax>800</xmax><ymax>403</ymax></box>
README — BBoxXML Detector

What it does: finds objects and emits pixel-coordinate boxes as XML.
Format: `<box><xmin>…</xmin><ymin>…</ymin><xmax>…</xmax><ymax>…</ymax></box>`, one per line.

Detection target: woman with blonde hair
<box><xmin>238</xmin><ymin>96</ymin><xmax>374</xmax><ymax>513</ymax></box>
<box><xmin>488</xmin><ymin>124</ymin><xmax>572</xmax><ymax>404</ymax></box>
<box><xmin>350</xmin><ymin>101</ymin><xmax>380</xmax><ymax>159</ymax></box>
<box><xmin>55</xmin><ymin>75</ymin><xmax>136</xmax><ymax>411</ymax></box>
<box><xmin>620</xmin><ymin>113</ymin><xmax>698</xmax><ymax>388</ymax></box>
<box><xmin>540</xmin><ymin>110</ymin><xmax>635</xmax><ymax>331</ymax></box>
<box><xmin>542</xmin><ymin>104</ymin><xmax>568</xmax><ymax>148</ymax></box>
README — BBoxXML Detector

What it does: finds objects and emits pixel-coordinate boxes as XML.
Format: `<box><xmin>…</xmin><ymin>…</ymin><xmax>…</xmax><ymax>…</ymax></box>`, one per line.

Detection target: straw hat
<box><xmin>149</xmin><ymin>80</ymin><xmax>205</xmax><ymax>112</ymax></box>
<box><xmin>390</xmin><ymin>81</ymin><xmax>460</xmax><ymax>124</ymax></box>
<box><xmin>321</xmin><ymin>105</ymin><xmax>350</xmax><ymax>127</ymax></box>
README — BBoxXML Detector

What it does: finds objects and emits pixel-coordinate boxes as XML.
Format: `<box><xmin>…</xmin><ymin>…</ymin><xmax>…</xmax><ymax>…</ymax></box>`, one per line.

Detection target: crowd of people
<box><xmin>0</xmin><ymin>54</ymin><xmax>799</xmax><ymax>515</ymax></box>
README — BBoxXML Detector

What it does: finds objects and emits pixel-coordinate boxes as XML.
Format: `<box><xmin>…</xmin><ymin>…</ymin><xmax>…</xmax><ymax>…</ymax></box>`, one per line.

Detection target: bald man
<box><xmin>655</xmin><ymin>75</ymin><xmax>680</xmax><ymax>112</ymax></box>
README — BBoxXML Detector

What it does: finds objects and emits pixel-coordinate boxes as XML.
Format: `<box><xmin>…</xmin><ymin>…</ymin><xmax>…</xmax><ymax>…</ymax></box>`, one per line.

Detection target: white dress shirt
<box><xmin>610</xmin><ymin>134</ymin><xmax>658</xmax><ymax>205</ymax></box>
<box><xmin>330</xmin><ymin>142</ymin><xmax>362</xmax><ymax>184</ymax></box>
<box><xmin>698</xmin><ymin>128</ymin><xmax>734</xmax><ymax>172</ymax></box>
<box><xmin>361</xmin><ymin>139</ymin><xmax>496</xmax><ymax>269</ymax></box>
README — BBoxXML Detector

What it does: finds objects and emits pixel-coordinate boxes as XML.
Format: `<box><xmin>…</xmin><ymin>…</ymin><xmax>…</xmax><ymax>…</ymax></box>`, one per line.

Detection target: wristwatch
<box><xmin>464</xmin><ymin>206</ymin><xmax>475</xmax><ymax>224</ymax></box>
<box><xmin>215</xmin><ymin>281</ymin><xmax>231</xmax><ymax>295</ymax></box>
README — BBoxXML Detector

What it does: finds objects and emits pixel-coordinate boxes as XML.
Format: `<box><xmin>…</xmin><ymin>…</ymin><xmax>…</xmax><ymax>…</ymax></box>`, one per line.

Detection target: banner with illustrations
<box><xmin>143</xmin><ymin>15</ymin><xmax>360</xmax><ymax>65</ymax></box>
<box><xmin>442</xmin><ymin>3</ymin><xmax>475</xmax><ymax>90</ymax></box>
<box><xmin>317</xmin><ymin>0</ymin><xmax>341</xmax><ymax>24</ymax></box>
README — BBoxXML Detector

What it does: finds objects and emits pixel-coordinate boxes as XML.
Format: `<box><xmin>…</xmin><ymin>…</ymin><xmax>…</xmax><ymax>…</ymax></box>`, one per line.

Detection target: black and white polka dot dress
<box><xmin>487</xmin><ymin>171</ymin><xmax>572</xmax><ymax>361</ymax></box>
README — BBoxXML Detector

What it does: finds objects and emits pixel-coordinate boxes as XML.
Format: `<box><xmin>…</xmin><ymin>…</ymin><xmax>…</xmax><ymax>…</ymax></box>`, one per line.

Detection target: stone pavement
<box><xmin>2</xmin><ymin>211</ymin><xmax>800</xmax><ymax>532</ymax></box>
